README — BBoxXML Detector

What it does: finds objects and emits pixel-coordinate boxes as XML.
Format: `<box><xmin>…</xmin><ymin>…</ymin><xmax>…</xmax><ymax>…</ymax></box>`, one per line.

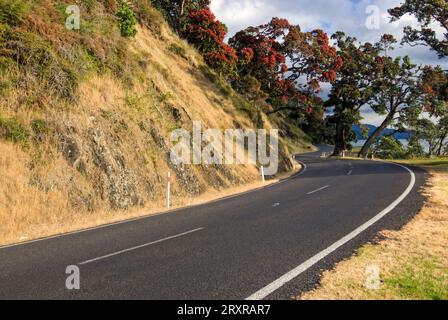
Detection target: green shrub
<box><xmin>0</xmin><ymin>28</ymin><xmax>79</xmax><ymax>101</ymax></box>
<box><xmin>0</xmin><ymin>0</ymin><xmax>28</xmax><ymax>26</ymax></box>
<box><xmin>0</xmin><ymin>115</ymin><xmax>29</xmax><ymax>146</ymax></box>
<box><xmin>131</xmin><ymin>0</ymin><xmax>163</xmax><ymax>34</ymax></box>
<box><xmin>31</xmin><ymin>119</ymin><xmax>48</xmax><ymax>134</ymax></box>
<box><xmin>116</xmin><ymin>1</ymin><xmax>137</xmax><ymax>37</ymax></box>
<box><xmin>373</xmin><ymin>136</ymin><xmax>407</xmax><ymax>159</ymax></box>
<box><xmin>168</xmin><ymin>43</ymin><xmax>187</xmax><ymax>59</ymax></box>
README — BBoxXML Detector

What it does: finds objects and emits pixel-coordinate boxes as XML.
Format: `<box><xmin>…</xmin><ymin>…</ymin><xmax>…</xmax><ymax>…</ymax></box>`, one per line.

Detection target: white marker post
<box><xmin>260</xmin><ymin>166</ymin><xmax>265</xmax><ymax>182</ymax></box>
<box><xmin>166</xmin><ymin>172</ymin><xmax>171</xmax><ymax>209</ymax></box>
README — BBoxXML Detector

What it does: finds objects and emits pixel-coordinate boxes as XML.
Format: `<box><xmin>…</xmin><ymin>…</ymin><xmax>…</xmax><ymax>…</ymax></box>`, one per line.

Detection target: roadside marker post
<box><xmin>166</xmin><ymin>172</ymin><xmax>171</xmax><ymax>209</ymax></box>
<box><xmin>260</xmin><ymin>166</ymin><xmax>265</xmax><ymax>182</ymax></box>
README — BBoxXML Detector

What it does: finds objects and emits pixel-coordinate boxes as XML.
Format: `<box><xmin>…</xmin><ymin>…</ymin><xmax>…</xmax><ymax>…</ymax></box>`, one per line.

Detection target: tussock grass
<box><xmin>299</xmin><ymin>160</ymin><xmax>448</xmax><ymax>300</ymax></box>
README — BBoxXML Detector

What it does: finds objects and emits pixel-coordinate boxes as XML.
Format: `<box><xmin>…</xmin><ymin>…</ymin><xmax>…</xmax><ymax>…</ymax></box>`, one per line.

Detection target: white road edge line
<box><xmin>78</xmin><ymin>228</ymin><xmax>204</xmax><ymax>265</ymax></box>
<box><xmin>246</xmin><ymin>163</ymin><xmax>415</xmax><ymax>300</ymax></box>
<box><xmin>307</xmin><ymin>185</ymin><xmax>330</xmax><ymax>195</ymax></box>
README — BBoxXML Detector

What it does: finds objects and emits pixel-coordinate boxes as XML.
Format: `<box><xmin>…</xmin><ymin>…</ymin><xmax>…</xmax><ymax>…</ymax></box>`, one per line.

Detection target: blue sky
<box><xmin>211</xmin><ymin>0</ymin><xmax>447</xmax><ymax>126</ymax></box>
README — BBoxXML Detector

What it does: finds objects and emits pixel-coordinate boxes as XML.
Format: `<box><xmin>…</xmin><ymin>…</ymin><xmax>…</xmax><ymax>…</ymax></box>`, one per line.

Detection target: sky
<box><xmin>210</xmin><ymin>0</ymin><xmax>447</xmax><ymax>126</ymax></box>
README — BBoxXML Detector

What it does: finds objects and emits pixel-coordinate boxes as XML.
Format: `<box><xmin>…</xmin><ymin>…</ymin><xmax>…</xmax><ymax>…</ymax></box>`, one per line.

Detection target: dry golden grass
<box><xmin>0</xmin><ymin>139</ymin><xmax>291</xmax><ymax>246</ymax></box>
<box><xmin>0</xmin><ymin>26</ymin><xmax>303</xmax><ymax>246</ymax></box>
<box><xmin>299</xmin><ymin>168</ymin><xmax>448</xmax><ymax>300</ymax></box>
<box><xmin>0</xmin><ymin>2</ymin><xmax>310</xmax><ymax>247</ymax></box>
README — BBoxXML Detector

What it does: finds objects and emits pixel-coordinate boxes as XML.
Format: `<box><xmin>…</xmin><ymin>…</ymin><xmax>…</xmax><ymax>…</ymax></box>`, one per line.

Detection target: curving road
<box><xmin>0</xmin><ymin>146</ymin><xmax>427</xmax><ymax>299</ymax></box>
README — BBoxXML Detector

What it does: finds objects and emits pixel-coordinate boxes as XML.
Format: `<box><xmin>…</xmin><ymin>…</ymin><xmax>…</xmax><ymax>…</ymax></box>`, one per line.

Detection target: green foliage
<box><xmin>0</xmin><ymin>115</ymin><xmax>29</xmax><ymax>146</ymax></box>
<box><xmin>373</xmin><ymin>136</ymin><xmax>407</xmax><ymax>159</ymax></box>
<box><xmin>0</xmin><ymin>0</ymin><xmax>28</xmax><ymax>26</ymax></box>
<box><xmin>199</xmin><ymin>65</ymin><xmax>233</xmax><ymax>96</ymax></box>
<box><xmin>0</xmin><ymin>24</ymin><xmax>79</xmax><ymax>101</ymax></box>
<box><xmin>31</xmin><ymin>119</ymin><xmax>48</xmax><ymax>134</ymax></box>
<box><xmin>132</xmin><ymin>0</ymin><xmax>164</xmax><ymax>34</ymax></box>
<box><xmin>168</xmin><ymin>43</ymin><xmax>187</xmax><ymax>59</ymax></box>
<box><xmin>389</xmin><ymin>0</ymin><xmax>448</xmax><ymax>58</ymax></box>
<box><xmin>150</xmin><ymin>0</ymin><xmax>211</xmax><ymax>30</ymax></box>
<box><xmin>116</xmin><ymin>1</ymin><xmax>138</xmax><ymax>37</ymax></box>
<box><xmin>406</xmin><ymin>135</ymin><xmax>425</xmax><ymax>158</ymax></box>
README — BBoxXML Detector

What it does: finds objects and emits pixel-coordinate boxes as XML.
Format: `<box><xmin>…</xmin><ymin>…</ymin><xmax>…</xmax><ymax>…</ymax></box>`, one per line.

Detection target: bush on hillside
<box><xmin>116</xmin><ymin>1</ymin><xmax>138</xmax><ymax>37</ymax></box>
<box><xmin>0</xmin><ymin>0</ymin><xmax>27</xmax><ymax>26</ymax></box>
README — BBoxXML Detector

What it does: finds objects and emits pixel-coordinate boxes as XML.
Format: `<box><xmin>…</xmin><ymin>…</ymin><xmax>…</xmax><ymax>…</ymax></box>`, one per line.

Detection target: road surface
<box><xmin>0</xmin><ymin>146</ymin><xmax>427</xmax><ymax>299</ymax></box>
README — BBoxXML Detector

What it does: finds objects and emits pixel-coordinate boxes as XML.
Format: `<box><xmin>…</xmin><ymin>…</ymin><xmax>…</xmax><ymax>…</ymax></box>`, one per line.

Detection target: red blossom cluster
<box><xmin>165</xmin><ymin>2</ymin><xmax>344</xmax><ymax>118</ymax></box>
<box><xmin>183</xmin><ymin>8</ymin><xmax>239</xmax><ymax>75</ymax></box>
<box><xmin>229</xmin><ymin>18</ymin><xmax>343</xmax><ymax>114</ymax></box>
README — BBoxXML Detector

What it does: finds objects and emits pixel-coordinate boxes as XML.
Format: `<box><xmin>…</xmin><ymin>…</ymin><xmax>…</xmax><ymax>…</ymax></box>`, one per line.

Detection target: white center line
<box><xmin>78</xmin><ymin>228</ymin><xmax>204</xmax><ymax>265</ymax></box>
<box><xmin>307</xmin><ymin>185</ymin><xmax>330</xmax><ymax>195</ymax></box>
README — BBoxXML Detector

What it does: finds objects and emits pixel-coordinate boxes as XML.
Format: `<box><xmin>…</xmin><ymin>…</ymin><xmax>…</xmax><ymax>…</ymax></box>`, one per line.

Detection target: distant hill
<box><xmin>352</xmin><ymin>124</ymin><xmax>410</xmax><ymax>140</ymax></box>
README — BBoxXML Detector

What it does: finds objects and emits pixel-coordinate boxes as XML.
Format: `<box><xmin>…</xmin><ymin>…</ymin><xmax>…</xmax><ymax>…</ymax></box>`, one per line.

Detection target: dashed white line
<box><xmin>306</xmin><ymin>185</ymin><xmax>330</xmax><ymax>195</ymax></box>
<box><xmin>78</xmin><ymin>228</ymin><xmax>204</xmax><ymax>265</ymax></box>
<box><xmin>246</xmin><ymin>163</ymin><xmax>416</xmax><ymax>300</ymax></box>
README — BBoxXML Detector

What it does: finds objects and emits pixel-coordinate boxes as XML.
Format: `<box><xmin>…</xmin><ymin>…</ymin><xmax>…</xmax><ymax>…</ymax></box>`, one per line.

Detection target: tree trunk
<box><xmin>180</xmin><ymin>0</ymin><xmax>186</xmax><ymax>16</ymax></box>
<box><xmin>358</xmin><ymin>111</ymin><xmax>395</xmax><ymax>158</ymax></box>
<box><xmin>437</xmin><ymin>133</ymin><xmax>447</xmax><ymax>156</ymax></box>
<box><xmin>332</xmin><ymin>121</ymin><xmax>346</xmax><ymax>157</ymax></box>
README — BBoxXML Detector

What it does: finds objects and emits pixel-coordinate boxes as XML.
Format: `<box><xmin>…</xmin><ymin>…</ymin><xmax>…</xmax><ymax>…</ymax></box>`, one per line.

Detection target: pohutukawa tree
<box><xmin>358</xmin><ymin>40</ymin><xmax>443</xmax><ymax>158</ymax></box>
<box><xmin>229</xmin><ymin>18</ymin><xmax>342</xmax><ymax>116</ymax></box>
<box><xmin>183</xmin><ymin>8</ymin><xmax>239</xmax><ymax>77</ymax></box>
<box><xmin>325</xmin><ymin>32</ymin><xmax>381</xmax><ymax>156</ymax></box>
<box><xmin>389</xmin><ymin>0</ymin><xmax>448</xmax><ymax>58</ymax></box>
<box><xmin>387</xmin><ymin>1</ymin><xmax>448</xmax><ymax>157</ymax></box>
<box><xmin>150</xmin><ymin>0</ymin><xmax>211</xmax><ymax>30</ymax></box>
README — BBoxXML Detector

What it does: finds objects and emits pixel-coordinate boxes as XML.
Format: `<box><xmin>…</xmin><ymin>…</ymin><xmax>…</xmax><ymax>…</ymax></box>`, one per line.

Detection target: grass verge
<box><xmin>298</xmin><ymin>158</ymin><xmax>448</xmax><ymax>300</ymax></box>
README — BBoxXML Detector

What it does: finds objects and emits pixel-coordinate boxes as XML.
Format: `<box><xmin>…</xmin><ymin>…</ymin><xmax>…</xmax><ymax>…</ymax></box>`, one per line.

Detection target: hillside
<box><xmin>0</xmin><ymin>0</ymin><xmax>312</xmax><ymax>245</ymax></box>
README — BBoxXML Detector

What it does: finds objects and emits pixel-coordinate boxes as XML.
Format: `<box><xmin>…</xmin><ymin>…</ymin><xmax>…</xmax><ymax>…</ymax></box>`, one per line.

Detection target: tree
<box><xmin>414</xmin><ymin>118</ymin><xmax>439</xmax><ymax>156</ymax></box>
<box><xmin>325</xmin><ymin>32</ymin><xmax>380</xmax><ymax>156</ymax></box>
<box><xmin>151</xmin><ymin>1</ymin><xmax>240</xmax><ymax>77</ymax></box>
<box><xmin>389</xmin><ymin>0</ymin><xmax>448</xmax><ymax>58</ymax></box>
<box><xmin>358</xmin><ymin>55</ymin><xmax>419</xmax><ymax>158</ymax></box>
<box><xmin>435</xmin><ymin>115</ymin><xmax>448</xmax><ymax>155</ymax></box>
<box><xmin>150</xmin><ymin>0</ymin><xmax>210</xmax><ymax>30</ymax></box>
<box><xmin>229</xmin><ymin>18</ymin><xmax>342</xmax><ymax>117</ymax></box>
<box><xmin>183</xmin><ymin>8</ymin><xmax>239</xmax><ymax>76</ymax></box>
<box><xmin>372</xmin><ymin>136</ymin><xmax>407</xmax><ymax>159</ymax></box>
<box><xmin>358</xmin><ymin>34</ymin><xmax>443</xmax><ymax>158</ymax></box>
<box><xmin>406</xmin><ymin>134</ymin><xmax>426</xmax><ymax>158</ymax></box>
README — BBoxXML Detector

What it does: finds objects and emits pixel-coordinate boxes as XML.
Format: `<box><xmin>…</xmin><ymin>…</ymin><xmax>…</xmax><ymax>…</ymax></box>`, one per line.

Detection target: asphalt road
<box><xmin>0</xmin><ymin>146</ymin><xmax>427</xmax><ymax>300</ymax></box>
